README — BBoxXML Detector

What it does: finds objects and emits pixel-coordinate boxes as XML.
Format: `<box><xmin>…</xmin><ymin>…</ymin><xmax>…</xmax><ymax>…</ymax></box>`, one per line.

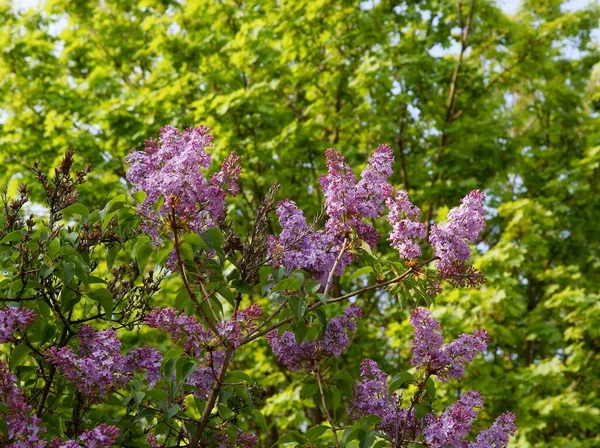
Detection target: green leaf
<box><xmin>10</xmin><ymin>344</ymin><xmax>32</xmax><ymax>370</ymax></box>
<box><xmin>274</xmin><ymin>431</ymin><xmax>308</xmax><ymax>445</ymax></box>
<box><xmin>288</xmin><ymin>296</ymin><xmax>308</xmax><ymax>321</ymax></box>
<box><xmin>389</xmin><ymin>371</ymin><xmax>415</xmax><ymax>392</ymax></box>
<box><xmin>0</xmin><ymin>230</ymin><xmax>23</xmax><ymax>244</ymax></box>
<box><xmin>347</xmin><ymin>266</ymin><xmax>374</xmax><ymax>283</ymax></box>
<box><xmin>88</xmin><ymin>288</ymin><xmax>114</xmax><ymax>319</ymax></box>
<box><xmin>272</xmin><ymin>277</ymin><xmax>302</xmax><ymax>293</ymax></box>
<box><xmin>306</xmin><ymin>425</ymin><xmax>328</xmax><ymax>441</ymax></box>
<box><xmin>252</xmin><ymin>409</ymin><xmax>267</xmax><ymax>432</ymax></box>
<box><xmin>61</xmin><ymin>203</ymin><xmax>89</xmax><ymax>219</ymax></box>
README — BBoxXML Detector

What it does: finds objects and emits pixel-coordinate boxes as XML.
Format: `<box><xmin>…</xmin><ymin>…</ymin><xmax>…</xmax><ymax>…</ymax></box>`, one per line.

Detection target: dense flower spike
<box><xmin>0</xmin><ymin>307</ymin><xmax>36</xmax><ymax>343</ymax></box>
<box><xmin>268</xmin><ymin>199</ymin><xmax>344</xmax><ymax>285</ymax></box>
<box><xmin>386</xmin><ymin>190</ymin><xmax>426</xmax><ymax>259</ymax></box>
<box><xmin>146</xmin><ymin>305</ymin><xmax>262</xmax><ymax>398</ymax></box>
<box><xmin>319</xmin><ymin>146</ymin><xmax>394</xmax><ymax>244</ymax></box>
<box><xmin>0</xmin><ymin>360</ymin><xmax>44</xmax><ymax>447</ymax></box>
<box><xmin>46</xmin><ymin>325</ymin><xmax>162</xmax><ymax>400</ymax></box>
<box><xmin>423</xmin><ymin>390</ymin><xmax>483</xmax><ymax>447</ymax></box>
<box><xmin>430</xmin><ymin>190</ymin><xmax>486</xmax><ymax>280</ymax></box>
<box><xmin>410</xmin><ymin>307</ymin><xmax>488</xmax><ymax>380</ymax></box>
<box><xmin>351</xmin><ymin>359</ymin><xmax>416</xmax><ymax>444</ymax></box>
<box><xmin>52</xmin><ymin>425</ymin><xmax>120</xmax><ymax>448</ymax></box>
<box><xmin>267</xmin><ymin>305</ymin><xmax>362</xmax><ymax>371</ymax></box>
<box><xmin>468</xmin><ymin>412</ymin><xmax>517</xmax><ymax>448</ymax></box>
<box><xmin>125</xmin><ymin>125</ymin><xmax>241</xmax><ymax>243</ymax></box>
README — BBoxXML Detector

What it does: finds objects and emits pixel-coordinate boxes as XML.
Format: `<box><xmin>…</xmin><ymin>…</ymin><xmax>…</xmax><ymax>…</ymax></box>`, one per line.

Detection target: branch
<box><xmin>241</xmin><ymin>258</ymin><xmax>437</xmax><ymax>346</ymax></box>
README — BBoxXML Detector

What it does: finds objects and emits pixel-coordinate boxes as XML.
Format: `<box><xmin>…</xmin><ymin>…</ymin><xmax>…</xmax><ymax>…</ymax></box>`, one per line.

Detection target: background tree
<box><xmin>0</xmin><ymin>0</ymin><xmax>599</xmax><ymax>446</ymax></box>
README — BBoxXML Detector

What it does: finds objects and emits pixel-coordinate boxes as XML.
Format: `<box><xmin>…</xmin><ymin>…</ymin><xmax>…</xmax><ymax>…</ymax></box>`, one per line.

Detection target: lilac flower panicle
<box><xmin>146</xmin><ymin>305</ymin><xmax>262</xmax><ymax>399</ymax></box>
<box><xmin>77</xmin><ymin>425</ymin><xmax>120</xmax><ymax>448</ymax></box>
<box><xmin>430</xmin><ymin>190</ymin><xmax>486</xmax><ymax>279</ymax></box>
<box><xmin>46</xmin><ymin>325</ymin><xmax>161</xmax><ymax>400</ymax></box>
<box><xmin>124</xmin><ymin>346</ymin><xmax>163</xmax><ymax>387</ymax></box>
<box><xmin>350</xmin><ymin>359</ymin><xmax>417</xmax><ymax>444</ymax></box>
<box><xmin>386</xmin><ymin>190</ymin><xmax>426</xmax><ymax>259</ymax></box>
<box><xmin>469</xmin><ymin>412</ymin><xmax>517</xmax><ymax>448</ymax></box>
<box><xmin>410</xmin><ymin>307</ymin><xmax>447</xmax><ymax>369</ymax></box>
<box><xmin>0</xmin><ymin>307</ymin><xmax>36</xmax><ymax>343</ymax></box>
<box><xmin>423</xmin><ymin>390</ymin><xmax>483</xmax><ymax>448</ymax></box>
<box><xmin>356</xmin><ymin>144</ymin><xmax>395</xmax><ymax>219</ymax></box>
<box><xmin>126</xmin><ymin>125</ymin><xmax>241</xmax><ymax>244</ymax></box>
<box><xmin>409</xmin><ymin>307</ymin><xmax>488</xmax><ymax>380</ymax></box>
<box><xmin>0</xmin><ymin>360</ymin><xmax>44</xmax><ymax>447</ymax></box>
<box><xmin>268</xmin><ymin>199</ymin><xmax>345</xmax><ymax>285</ymax></box>
<box><xmin>267</xmin><ymin>305</ymin><xmax>362</xmax><ymax>371</ymax></box>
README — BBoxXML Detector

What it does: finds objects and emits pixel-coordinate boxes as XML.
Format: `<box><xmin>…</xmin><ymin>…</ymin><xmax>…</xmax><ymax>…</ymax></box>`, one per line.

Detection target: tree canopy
<box><xmin>1</xmin><ymin>0</ymin><xmax>599</xmax><ymax>446</ymax></box>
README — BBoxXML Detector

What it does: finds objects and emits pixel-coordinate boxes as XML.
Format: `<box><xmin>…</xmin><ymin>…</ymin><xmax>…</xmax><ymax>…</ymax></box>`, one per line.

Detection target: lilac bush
<box><xmin>0</xmin><ymin>126</ymin><xmax>514</xmax><ymax>447</ymax></box>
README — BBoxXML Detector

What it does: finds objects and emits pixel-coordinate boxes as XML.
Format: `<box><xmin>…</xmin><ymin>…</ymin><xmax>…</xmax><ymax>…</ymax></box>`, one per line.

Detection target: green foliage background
<box><xmin>1</xmin><ymin>0</ymin><xmax>599</xmax><ymax>446</ymax></box>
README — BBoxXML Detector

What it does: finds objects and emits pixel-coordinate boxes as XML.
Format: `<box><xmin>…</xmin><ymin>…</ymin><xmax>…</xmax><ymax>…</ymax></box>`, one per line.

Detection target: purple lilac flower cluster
<box><xmin>268</xmin><ymin>146</ymin><xmax>486</xmax><ymax>288</ymax></box>
<box><xmin>266</xmin><ymin>304</ymin><xmax>362</xmax><ymax>372</ymax></box>
<box><xmin>350</xmin><ymin>359</ymin><xmax>416</xmax><ymax>445</ymax></box>
<box><xmin>145</xmin><ymin>305</ymin><xmax>262</xmax><ymax>399</ymax></box>
<box><xmin>386</xmin><ymin>191</ymin><xmax>427</xmax><ymax>259</ymax></box>
<box><xmin>51</xmin><ymin>425</ymin><xmax>120</xmax><ymax>448</ymax></box>
<box><xmin>46</xmin><ymin>325</ymin><xmax>162</xmax><ymax>401</ymax></box>
<box><xmin>0</xmin><ymin>306</ymin><xmax>36</xmax><ymax>343</ymax></box>
<box><xmin>0</xmin><ymin>360</ymin><xmax>44</xmax><ymax>447</ymax></box>
<box><xmin>269</xmin><ymin>146</ymin><xmax>395</xmax><ymax>284</ymax></box>
<box><xmin>410</xmin><ymin>307</ymin><xmax>488</xmax><ymax>380</ymax></box>
<box><xmin>319</xmin><ymin>146</ymin><xmax>394</xmax><ymax>245</ymax></box>
<box><xmin>125</xmin><ymin>125</ymin><xmax>241</xmax><ymax>244</ymax></box>
<box><xmin>215</xmin><ymin>431</ymin><xmax>258</xmax><ymax>448</ymax></box>
<box><xmin>350</xmin><ymin>308</ymin><xmax>516</xmax><ymax>446</ymax></box>
<box><xmin>429</xmin><ymin>190</ymin><xmax>486</xmax><ymax>280</ymax></box>
<box><xmin>1</xmin><ymin>359</ymin><xmax>121</xmax><ymax>447</ymax></box>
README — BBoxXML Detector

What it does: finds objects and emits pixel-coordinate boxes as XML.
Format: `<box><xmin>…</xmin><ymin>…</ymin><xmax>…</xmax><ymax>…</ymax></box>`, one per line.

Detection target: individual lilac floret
<box><xmin>468</xmin><ymin>412</ymin><xmax>517</xmax><ymax>448</ymax></box>
<box><xmin>46</xmin><ymin>325</ymin><xmax>162</xmax><ymax>400</ymax></box>
<box><xmin>423</xmin><ymin>390</ymin><xmax>483</xmax><ymax>448</ymax></box>
<box><xmin>350</xmin><ymin>359</ymin><xmax>417</xmax><ymax>444</ymax></box>
<box><xmin>267</xmin><ymin>305</ymin><xmax>362</xmax><ymax>372</ymax></box>
<box><xmin>386</xmin><ymin>190</ymin><xmax>426</xmax><ymax>259</ymax></box>
<box><xmin>429</xmin><ymin>190</ymin><xmax>486</xmax><ymax>280</ymax></box>
<box><xmin>410</xmin><ymin>307</ymin><xmax>488</xmax><ymax>380</ymax></box>
<box><xmin>0</xmin><ymin>307</ymin><xmax>36</xmax><ymax>343</ymax></box>
<box><xmin>0</xmin><ymin>360</ymin><xmax>45</xmax><ymax>447</ymax></box>
<box><xmin>126</xmin><ymin>125</ymin><xmax>241</xmax><ymax>244</ymax></box>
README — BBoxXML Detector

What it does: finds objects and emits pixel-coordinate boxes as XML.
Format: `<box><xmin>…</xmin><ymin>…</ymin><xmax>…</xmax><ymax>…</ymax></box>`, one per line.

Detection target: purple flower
<box><xmin>268</xmin><ymin>199</ymin><xmax>346</xmax><ymax>285</ymax></box>
<box><xmin>356</xmin><ymin>144</ymin><xmax>395</xmax><ymax>219</ymax></box>
<box><xmin>124</xmin><ymin>346</ymin><xmax>163</xmax><ymax>387</ymax></box>
<box><xmin>350</xmin><ymin>359</ymin><xmax>417</xmax><ymax>444</ymax></box>
<box><xmin>469</xmin><ymin>412</ymin><xmax>517</xmax><ymax>448</ymax></box>
<box><xmin>430</xmin><ymin>190</ymin><xmax>486</xmax><ymax>279</ymax></box>
<box><xmin>410</xmin><ymin>307</ymin><xmax>488</xmax><ymax>380</ymax></box>
<box><xmin>46</xmin><ymin>325</ymin><xmax>161</xmax><ymax>400</ymax></box>
<box><xmin>423</xmin><ymin>390</ymin><xmax>483</xmax><ymax>448</ymax></box>
<box><xmin>386</xmin><ymin>190</ymin><xmax>426</xmax><ymax>259</ymax></box>
<box><xmin>126</xmin><ymin>126</ymin><xmax>241</xmax><ymax>245</ymax></box>
<box><xmin>267</xmin><ymin>305</ymin><xmax>362</xmax><ymax>372</ymax></box>
<box><xmin>77</xmin><ymin>425</ymin><xmax>120</xmax><ymax>448</ymax></box>
<box><xmin>0</xmin><ymin>360</ymin><xmax>44</xmax><ymax>447</ymax></box>
<box><xmin>0</xmin><ymin>307</ymin><xmax>36</xmax><ymax>343</ymax></box>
